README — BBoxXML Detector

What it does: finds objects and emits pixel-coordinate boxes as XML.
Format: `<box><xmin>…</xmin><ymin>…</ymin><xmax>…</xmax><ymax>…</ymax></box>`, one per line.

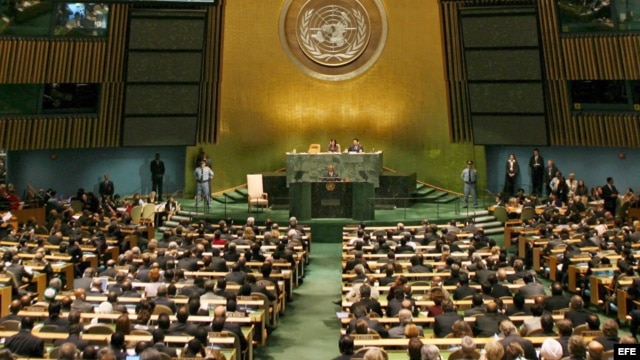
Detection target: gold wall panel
<box><xmin>187</xmin><ymin>0</ymin><xmax>480</xmax><ymax>195</ymax></box>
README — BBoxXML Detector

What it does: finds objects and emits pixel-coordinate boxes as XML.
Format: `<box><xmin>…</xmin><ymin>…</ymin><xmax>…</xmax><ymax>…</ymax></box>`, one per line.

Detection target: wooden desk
<box><xmin>0</xmin><ymin>284</ymin><xmax>11</xmax><ymax>318</ymax></box>
<box><xmin>353</xmin><ymin>336</ymin><xmax>593</xmax><ymax>348</ymax></box>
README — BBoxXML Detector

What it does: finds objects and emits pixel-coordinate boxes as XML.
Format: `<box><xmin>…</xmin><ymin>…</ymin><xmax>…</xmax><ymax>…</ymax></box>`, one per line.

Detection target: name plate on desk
<box><xmin>286</xmin><ymin>152</ymin><xmax>383</xmax><ymax>187</ymax></box>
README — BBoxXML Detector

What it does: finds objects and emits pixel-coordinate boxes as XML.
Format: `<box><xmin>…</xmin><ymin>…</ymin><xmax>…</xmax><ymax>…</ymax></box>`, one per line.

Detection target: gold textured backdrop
<box><xmin>186</xmin><ymin>0</ymin><xmax>484</xmax><ymax>195</ymax></box>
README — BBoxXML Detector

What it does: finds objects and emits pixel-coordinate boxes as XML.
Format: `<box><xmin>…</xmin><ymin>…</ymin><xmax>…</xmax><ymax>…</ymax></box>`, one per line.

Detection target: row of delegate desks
<box><xmin>353</xmin><ymin>335</ymin><xmax>593</xmax><ymax>349</ymax></box>
<box><xmin>51</xmin><ymin>294</ymin><xmax>267</xmax><ymax>349</ymax></box>
<box><xmin>339</xmin><ymin>314</ymin><xmax>564</xmax><ymax>327</ymax></box>
<box><xmin>0</xmin><ymin>331</ymin><xmax>239</xmax><ymax>360</ymax></box>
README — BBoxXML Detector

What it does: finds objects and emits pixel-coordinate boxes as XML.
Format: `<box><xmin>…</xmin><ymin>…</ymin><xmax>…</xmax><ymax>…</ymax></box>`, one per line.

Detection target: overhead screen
<box><xmin>460</xmin><ymin>6</ymin><xmax>548</xmax><ymax>146</ymax></box>
<box><xmin>122</xmin><ymin>9</ymin><xmax>205</xmax><ymax>146</ymax></box>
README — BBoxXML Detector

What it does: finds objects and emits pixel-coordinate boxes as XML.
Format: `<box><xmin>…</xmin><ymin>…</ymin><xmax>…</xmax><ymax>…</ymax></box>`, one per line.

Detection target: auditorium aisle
<box><xmin>253</xmin><ymin>243</ymin><xmax>343</xmax><ymax>359</ymax></box>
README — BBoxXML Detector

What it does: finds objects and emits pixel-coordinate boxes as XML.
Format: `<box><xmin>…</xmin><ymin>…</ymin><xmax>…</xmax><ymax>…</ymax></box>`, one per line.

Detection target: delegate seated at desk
<box><xmin>327</xmin><ymin>139</ymin><xmax>340</xmax><ymax>153</ymax></box>
<box><xmin>321</xmin><ymin>165</ymin><xmax>341</xmax><ymax>182</ymax></box>
<box><xmin>347</xmin><ymin>138</ymin><xmax>363</xmax><ymax>153</ymax></box>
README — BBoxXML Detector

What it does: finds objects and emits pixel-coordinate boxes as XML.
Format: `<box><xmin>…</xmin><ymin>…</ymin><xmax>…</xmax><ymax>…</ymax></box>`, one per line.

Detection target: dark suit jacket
<box><xmin>474</xmin><ymin>269</ymin><xmax>495</xmax><ymax>284</ymax></box>
<box><xmin>225</xmin><ymin>271</ymin><xmax>247</xmax><ymax>285</ymax></box>
<box><xmin>99</xmin><ymin>267</ymin><xmax>118</xmax><ymax>278</ymax></box>
<box><xmin>544</xmin><ymin>165</ymin><xmax>559</xmax><ymax>187</ymax></box>
<box><xmin>53</xmin><ymin>334</ymin><xmax>89</xmax><ymax>350</ymax></box>
<box><xmin>473</xmin><ymin>313</ymin><xmax>508</xmax><ymax>337</ymax></box>
<box><xmin>558</xmin><ymin>336</ymin><xmax>571</xmax><ymax>357</ymax></box>
<box><xmin>602</xmin><ymin>183</ymin><xmax>618</xmax><ymax>212</ymax></box>
<box><xmin>434</xmin><ymin>312</ymin><xmax>463</xmax><ymax>338</ymax></box>
<box><xmin>168</xmin><ymin>322</ymin><xmax>198</xmax><ymax>336</ymax></box>
<box><xmin>491</xmin><ymin>283</ymin><xmax>512</xmax><ymax>298</ymax></box>
<box><xmin>44</xmin><ymin>316</ymin><xmax>70</xmax><ymax>331</ymax></box>
<box><xmin>154</xmin><ymin>296</ymin><xmax>177</xmax><ymax>314</ymax></box>
<box><xmin>210</xmin><ymin>257</ymin><xmax>228</xmax><ymax>272</ymax></box>
<box><xmin>150</xmin><ymin>160</ymin><xmax>165</xmax><ymax>178</ymax></box>
<box><xmin>499</xmin><ymin>334</ymin><xmax>537</xmax><ymax>360</ymax></box>
<box><xmin>517</xmin><ymin>283</ymin><xmax>546</xmax><ymax>298</ymax></box>
<box><xmin>99</xmin><ymin>180</ymin><xmax>114</xmax><ymax>197</ymax></box>
<box><xmin>565</xmin><ymin>308</ymin><xmax>592</xmax><ymax>327</ymax></box>
<box><xmin>154</xmin><ymin>343</ymin><xmax>177</xmax><ymax>357</ymax></box>
<box><xmin>453</xmin><ymin>285</ymin><xmax>478</xmax><ymax>300</ymax></box>
<box><xmin>6</xmin><ymin>264</ymin><xmax>32</xmax><ymax>286</ymax></box>
<box><xmin>379</xmin><ymin>276</ymin><xmax>396</xmax><ymax>286</ymax></box>
<box><xmin>5</xmin><ymin>330</ymin><xmax>45</xmax><ymax>357</ymax></box>
<box><xmin>545</xmin><ymin>295</ymin><xmax>570</xmax><ymax>312</ymax></box>
<box><xmin>223</xmin><ymin>321</ymin><xmax>248</xmax><ymax>351</ymax></box>
<box><xmin>352</xmin><ymin>298</ymin><xmax>383</xmax><ymax>317</ymax></box>
<box><xmin>177</xmin><ymin>257</ymin><xmax>199</xmax><ymax>272</ymax></box>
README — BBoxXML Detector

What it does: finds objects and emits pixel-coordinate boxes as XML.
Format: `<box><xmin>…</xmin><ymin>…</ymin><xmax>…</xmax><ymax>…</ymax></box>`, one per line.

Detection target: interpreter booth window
<box><xmin>42</xmin><ymin>83</ymin><xmax>100</xmax><ymax>114</ymax></box>
<box><xmin>570</xmin><ymin>80</ymin><xmax>629</xmax><ymax>111</ymax></box>
<box><xmin>53</xmin><ymin>3</ymin><xmax>109</xmax><ymax>37</ymax></box>
<box><xmin>557</xmin><ymin>0</ymin><xmax>618</xmax><ymax>32</ymax></box>
<box><xmin>0</xmin><ymin>2</ymin><xmax>108</xmax><ymax>37</ymax></box>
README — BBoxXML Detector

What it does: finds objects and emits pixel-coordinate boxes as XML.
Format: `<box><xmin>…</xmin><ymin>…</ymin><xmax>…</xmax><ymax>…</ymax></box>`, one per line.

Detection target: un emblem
<box><xmin>280</xmin><ymin>0</ymin><xmax>387</xmax><ymax>81</ymax></box>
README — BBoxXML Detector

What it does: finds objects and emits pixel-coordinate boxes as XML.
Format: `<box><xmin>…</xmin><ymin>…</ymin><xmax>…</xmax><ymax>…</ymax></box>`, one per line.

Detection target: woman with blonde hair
<box><xmin>363</xmin><ymin>347</ymin><xmax>388</xmax><ymax>360</ymax></box>
<box><xmin>482</xmin><ymin>340</ymin><xmax>505</xmax><ymax>360</ymax></box>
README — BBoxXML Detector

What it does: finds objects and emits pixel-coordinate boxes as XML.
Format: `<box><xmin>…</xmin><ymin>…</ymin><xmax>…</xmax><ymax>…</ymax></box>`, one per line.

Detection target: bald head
<box><xmin>213</xmin><ymin>305</ymin><xmax>226</xmax><ymax>318</ymax></box>
<box><xmin>74</xmin><ymin>288</ymin><xmax>86</xmax><ymax>299</ymax></box>
<box><xmin>587</xmin><ymin>341</ymin><xmax>604</xmax><ymax>360</ymax></box>
<box><xmin>9</xmin><ymin>300</ymin><xmax>21</xmax><ymax>314</ymax></box>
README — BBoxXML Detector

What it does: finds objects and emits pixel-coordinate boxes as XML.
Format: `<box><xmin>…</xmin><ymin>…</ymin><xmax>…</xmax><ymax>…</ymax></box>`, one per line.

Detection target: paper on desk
<box><xmin>1</xmin><ymin>212</ymin><xmax>11</xmax><ymax>222</ymax></box>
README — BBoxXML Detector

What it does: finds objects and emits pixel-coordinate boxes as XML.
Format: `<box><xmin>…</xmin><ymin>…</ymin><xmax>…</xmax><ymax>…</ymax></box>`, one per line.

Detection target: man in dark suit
<box><xmin>74</xmin><ymin>267</ymin><xmax>95</xmax><ymax>291</ymax></box>
<box><xmin>98</xmin><ymin>259</ymin><xmax>118</xmax><ymax>278</ymax></box>
<box><xmin>5</xmin><ymin>317</ymin><xmax>45</xmax><ymax>358</ymax></box>
<box><xmin>347</xmin><ymin>305</ymin><xmax>389</xmax><ymax>338</ymax></box>
<box><xmin>378</xmin><ymin>264</ymin><xmax>396</xmax><ymax>286</ymax></box>
<box><xmin>347</xmin><ymin>138</ymin><xmax>363</xmax><ymax>153</ymax></box>
<box><xmin>543</xmin><ymin>160</ymin><xmax>559</xmax><ymax>196</ymax></box>
<box><xmin>488</xmin><ymin>273</ymin><xmax>511</xmax><ymax>299</ymax></box>
<box><xmin>409</xmin><ymin>254</ymin><xmax>432</xmax><ymax>273</ymax></box>
<box><xmin>53</xmin><ymin>323</ymin><xmax>89</xmax><ymax>349</ymax></box>
<box><xmin>601</xmin><ymin>177</ymin><xmax>619</xmax><ymax>215</ymax></box>
<box><xmin>150</xmin><ymin>153</ymin><xmax>165</xmax><ymax>201</ymax></box>
<box><xmin>0</xmin><ymin>300</ymin><xmax>22</xmax><ymax>323</ymax></box>
<box><xmin>564</xmin><ymin>295</ymin><xmax>592</xmax><ymax>328</ymax></box>
<box><xmin>212</xmin><ymin>306</ymin><xmax>249</xmax><ymax>352</ymax></box>
<box><xmin>350</xmin><ymin>284</ymin><xmax>383</xmax><ymax>317</ymax></box>
<box><xmin>545</xmin><ymin>282</ymin><xmax>570</xmax><ymax>312</ymax></box>
<box><xmin>177</xmin><ymin>249</ymin><xmax>199</xmax><ymax>272</ymax></box>
<box><xmin>70</xmin><ymin>288</ymin><xmax>95</xmax><ymax>313</ymax></box>
<box><xmin>498</xmin><ymin>320</ymin><xmax>537</xmax><ymax>360</ymax></box>
<box><xmin>506</xmin><ymin>259</ymin><xmax>528</xmax><ymax>283</ymax></box>
<box><xmin>322</xmin><ymin>165</ymin><xmax>341</xmax><ymax>181</ymax></box>
<box><xmin>6</xmin><ymin>255</ymin><xmax>32</xmax><ymax>287</ymax></box>
<box><xmin>473</xmin><ymin>261</ymin><xmax>495</xmax><ymax>284</ymax></box>
<box><xmin>246</xmin><ymin>274</ymin><xmax>276</xmax><ymax>301</ymax></box>
<box><xmin>151</xmin><ymin>328</ymin><xmax>177</xmax><ymax>357</ymax></box>
<box><xmin>98</xmin><ymin>173</ymin><xmax>114</xmax><ymax>199</ymax></box>
<box><xmin>225</xmin><ymin>262</ymin><xmax>247</xmax><ymax>285</ymax></box>
<box><xmin>168</xmin><ymin>306</ymin><xmax>198</xmax><ymax>336</ymax></box>
<box><xmin>464</xmin><ymin>293</ymin><xmax>486</xmax><ymax>316</ymax></box>
<box><xmin>529</xmin><ymin>148</ymin><xmax>544</xmax><ymax>196</ymax></box>
<box><xmin>154</xmin><ymin>285</ymin><xmax>177</xmax><ymax>314</ymax></box>
<box><xmin>518</xmin><ymin>272</ymin><xmax>546</xmax><ymax>298</ymax></box>
<box><xmin>593</xmin><ymin>319</ymin><xmax>619</xmax><ymax>351</ymax></box>
<box><xmin>434</xmin><ymin>299</ymin><xmax>463</xmax><ymax>338</ymax></box>
<box><xmin>208</xmin><ymin>247</ymin><xmax>228</xmax><ymax>272</ymax></box>
<box><xmin>453</xmin><ymin>273</ymin><xmax>478</xmax><ymax>300</ymax></box>
<box><xmin>473</xmin><ymin>302</ymin><xmax>508</xmax><ymax>337</ymax></box>
<box><xmin>556</xmin><ymin>319</ymin><xmax>573</xmax><ymax>357</ymax></box>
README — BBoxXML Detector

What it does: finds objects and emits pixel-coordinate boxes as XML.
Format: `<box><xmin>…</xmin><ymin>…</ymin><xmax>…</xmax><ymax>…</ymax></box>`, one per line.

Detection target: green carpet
<box><xmin>253</xmin><ymin>243</ymin><xmax>342</xmax><ymax>359</ymax></box>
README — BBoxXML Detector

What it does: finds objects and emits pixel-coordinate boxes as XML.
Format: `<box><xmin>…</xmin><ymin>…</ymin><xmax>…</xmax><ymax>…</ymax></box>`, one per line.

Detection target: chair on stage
<box><xmin>140</xmin><ymin>203</ymin><xmax>156</xmax><ymax>226</ymax></box>
<box><xmin>247</xmin><ymin>174</ymin><xmax>269</xmax><ymax>212</ymax></box>
<box><xmin>308</xmin><ymin>144</ymin><xmax>321</xmax><ymax>153</ymax></box>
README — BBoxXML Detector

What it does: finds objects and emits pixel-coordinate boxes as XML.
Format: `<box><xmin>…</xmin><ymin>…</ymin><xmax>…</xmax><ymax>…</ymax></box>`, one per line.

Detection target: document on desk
<box><xmin>1</xmin><ymin>212</ymin><xmax>11</xmax><ymax>222</ymax></box>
